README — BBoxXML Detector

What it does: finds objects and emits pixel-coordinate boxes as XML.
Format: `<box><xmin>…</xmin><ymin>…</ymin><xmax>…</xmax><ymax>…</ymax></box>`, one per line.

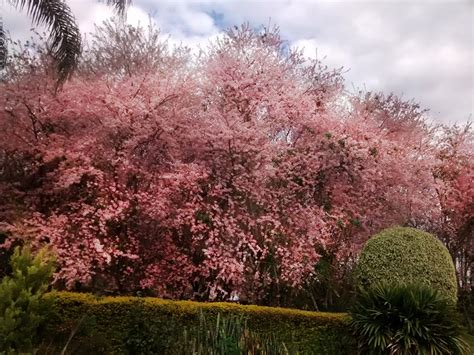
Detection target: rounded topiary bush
<box><xmin>354</xmin><ymin>226</ymin><xmax>457</xmax><ymax>303</ymax></box>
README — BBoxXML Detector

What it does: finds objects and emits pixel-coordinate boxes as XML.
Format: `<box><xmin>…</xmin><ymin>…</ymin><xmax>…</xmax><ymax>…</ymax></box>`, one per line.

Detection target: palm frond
<box><xmin>105</xmin><ymin>0</ymin><xmax>132</xmax><ymax>16</ymax></box>
<box><xmin>0</xmin><ymin>16</ymin><xmax>6</xmax><ymax>69</ymax></box>
<box><xmin>11</xmin><ymin>0</ymin><xmax>82</xmax><ymax>83</ymax></box>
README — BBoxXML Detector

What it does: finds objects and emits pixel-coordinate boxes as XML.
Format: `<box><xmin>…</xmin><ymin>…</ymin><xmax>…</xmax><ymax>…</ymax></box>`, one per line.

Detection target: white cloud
<box><xmin>2</xmin><ymin>0</ymin><xmax>473</xmax><ymax>123</ymax></box>
<box><xmin>200</xmin><ymin>0</ymin><xmax>473</xmax><ymax>123</ymax></box>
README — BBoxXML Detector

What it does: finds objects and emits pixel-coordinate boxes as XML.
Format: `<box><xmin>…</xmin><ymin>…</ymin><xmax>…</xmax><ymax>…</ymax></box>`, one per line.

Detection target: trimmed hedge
<box><xmin>354</xmin><ymin>226</ymin><xmax>458</xmax><ymax>303</ymax></box>
<box><xmin>40</xmin><ymin>292</ymin><xmax>354</xmax><ymax>354</ymax></box>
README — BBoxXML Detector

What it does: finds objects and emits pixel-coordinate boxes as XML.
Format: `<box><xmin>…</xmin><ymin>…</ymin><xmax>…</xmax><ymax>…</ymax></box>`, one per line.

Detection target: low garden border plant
<box><xmin>40</xmin><ymin>291</ymin><xmax>355</xmax><ymax>354</ymax></box>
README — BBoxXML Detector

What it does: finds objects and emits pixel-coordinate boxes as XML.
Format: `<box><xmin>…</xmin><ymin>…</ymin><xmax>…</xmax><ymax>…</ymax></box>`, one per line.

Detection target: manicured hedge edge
<box><xmin>40</xmin><ymin>292</ymin><xmax>355</xmax><ymax>354</ymax></box>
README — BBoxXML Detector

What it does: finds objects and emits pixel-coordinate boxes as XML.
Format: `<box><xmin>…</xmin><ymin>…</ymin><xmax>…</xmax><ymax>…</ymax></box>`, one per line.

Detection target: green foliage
<box><xmin>0</xmin><ymin>246</ymin><xmax>55</xmax><ymax>353</ymax></box>
<box><xmin>277</xmin><ymin>251</ymin><xmax>356</xmax><ymax>313</ymax></box>
<box><xmin>354</xmin><ymin>226</ymin><xmax>457</xmax><ymax>303</ymax></box>
<box><xmin>0</xmin><ymin>233</ymin><xmax>13</xmax><ymax>279</ymax></box>
<box><xmin>179</xmin><ymin>311</ymin><xmax>289</xmax><ymax>354</ymax></box>
<box><xmin>458</xmin><ymin>289</ymin><xmax>474</xmax><ymax>334</ymax></box>
<box><xmin>42</xmin><ymin>291</ymin><xmax>354</xmax><ymax>354</ymax></box>
<box><xmin>124</xmin><ymin>299</ymin><xmax>174</xmax><ymax>354</ymax></box>
<box><xmin>188</xmin><ymin>312</ymin><xmax>245</xmax><ymax>354</ymax></box>
<box><xmin>350</xmin><ymin>283</ymin><xmax>468</xmax><ymax>355</ymax></box>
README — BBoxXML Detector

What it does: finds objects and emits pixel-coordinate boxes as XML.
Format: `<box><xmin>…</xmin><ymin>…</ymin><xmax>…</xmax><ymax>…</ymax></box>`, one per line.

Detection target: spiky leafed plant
<box><xmin>179</xmin><ymin>312</ymin><xmax>289</xmax><ymax>354</ymax></box>
<box><xmin>0</xmin><ymin>0</ymin><xmax>131</xmax><ymax>83</ymax></box>
<box><xmin>350</xmin><ymin>283</ymin><xmax>469</xmax><ymax>355</ymax></box>
<box><xmin>0</xmin><ymin>16</ymin><xmax>5</xmax><ymax>69</ymax></box>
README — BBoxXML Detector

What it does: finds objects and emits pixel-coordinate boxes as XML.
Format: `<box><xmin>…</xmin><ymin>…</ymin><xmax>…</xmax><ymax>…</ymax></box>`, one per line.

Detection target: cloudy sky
<box><xmin>3</xmin><ymin>0</ymin><xmax>473</xmax><ymax>124</ymax></box>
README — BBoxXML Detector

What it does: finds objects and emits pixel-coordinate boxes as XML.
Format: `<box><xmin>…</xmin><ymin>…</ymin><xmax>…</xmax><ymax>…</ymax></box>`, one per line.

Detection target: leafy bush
<box><xmin>354</xmin><ymin>227</ymin><xmax>457</xmax><ymax>303</ymax></box>
<box><xmin>124</xmin><ymin>299</ymin><xmax>174</xmax><ymax>354</ymax></box>
<box><xmin>42</xmin><ymin>291</ymin><xmax>355</xmax><ymax>354</ymax></box>
<box><xmin>0</xmin><ymin>246</ymin><xmax>55</xmax><ymax>353</ymax></box>
<box><xmin>350</xmin><ymin>283</ymin><xmax>468</xmax><ymax>354</ymax></box>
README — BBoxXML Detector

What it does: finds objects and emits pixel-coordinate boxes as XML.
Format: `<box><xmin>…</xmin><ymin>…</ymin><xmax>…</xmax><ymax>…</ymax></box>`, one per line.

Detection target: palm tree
<box><xmin>0</xmin><ymin>0</ymin><xmax>131</xmax><ymax>83</ymax></box>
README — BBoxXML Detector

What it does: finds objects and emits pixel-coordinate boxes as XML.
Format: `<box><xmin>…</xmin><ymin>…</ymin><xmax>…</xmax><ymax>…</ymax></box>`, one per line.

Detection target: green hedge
<box><xmin>40</xmin><ymin>292</ymin><xmax>354</xmax><ymax>354</ymax></box>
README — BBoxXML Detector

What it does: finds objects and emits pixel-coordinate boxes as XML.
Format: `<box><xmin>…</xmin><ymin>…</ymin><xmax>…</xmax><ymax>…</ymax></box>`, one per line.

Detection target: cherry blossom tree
<box><xmin>431</xmin><ymin>124</ymin><xmax>473</xmax><ymax>291</ymax></box>
<box><xmin>0</xmin><ymin>22</ymin><xmax>471</xmax><ymax>304</ymax></box>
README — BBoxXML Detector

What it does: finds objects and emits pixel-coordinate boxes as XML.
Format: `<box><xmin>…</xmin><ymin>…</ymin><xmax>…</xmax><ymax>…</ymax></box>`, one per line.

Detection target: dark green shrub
<box><xmin>0</xmin><ymin>246</ymin><xmax>55</xmax><ymax>353</ymax></box>
<box><xmin>0</xmin><ymin>233</ymin><xmax>17</xmax><ymax>279</ymax></box>
<box><xmin>41</xmin><ymin>314</ymin><xmax>110</xmax><ymax>355</ymax></box>
<box><xmin>124</xmin><ymin>299</ymin><xmax>175</xmax><ymax>354</ymax></box>
<box><xmin>259</xmin><ymin>250</ymin><xmax>356</xmax><ymax>313</ymax></box>
<box><xmin>350</xmin><ymin>283</ymin><xmax>468</xmax><ymax>355</ymax></box>
<box><xmin>458</xmin><ymin>288</ymin><xmax>474</xmax><ymax>334</ymax></box>
<box><xmin>309</xmin><ymin>251</ymin><xmax>356</xmax><ymax>312</ymax></box>
<box><xmin>354</xmin><ymin>227</ymin><xmax>457</xmax><ymax>303</ymax></box>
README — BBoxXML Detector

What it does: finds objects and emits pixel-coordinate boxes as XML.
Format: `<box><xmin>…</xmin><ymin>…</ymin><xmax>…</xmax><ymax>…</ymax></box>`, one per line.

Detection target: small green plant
<box><xmin>185</xmin><ymin>312</ymin><xmax>243</xmax><ymax>354</ymax></box>
<box><xmin>0</xmin><ymin>246</ymin><xmax>55</xmax><ymax>354</ymax></box>
<box><xmin>350</xmin><ymin>283</ymin><xmax>468</xmax><ymax>355</ymax></box>
<box><xmin>179</xmin><ymin>311</ymin><xmax>289</xmax><ymax>354</ymax></box>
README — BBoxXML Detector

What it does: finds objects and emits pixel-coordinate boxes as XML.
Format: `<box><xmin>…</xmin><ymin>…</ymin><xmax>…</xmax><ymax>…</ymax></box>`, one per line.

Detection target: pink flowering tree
<box><xmin>0</xmin><ymin>22</ymin><xmax>470</xmax><ymax>304</ymax></box>
<box><xmin>431</xmin><ymin>124</ymin><xmax>473</xmax><ymax>291</ymax></box>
